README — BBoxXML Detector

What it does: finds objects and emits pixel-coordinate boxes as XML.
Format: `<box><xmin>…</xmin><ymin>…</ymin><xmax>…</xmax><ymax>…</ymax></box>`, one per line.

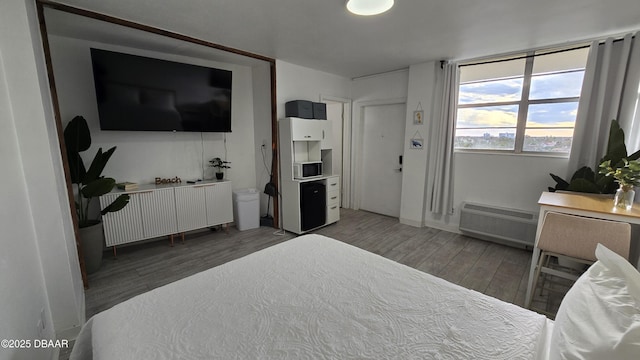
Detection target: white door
<box><xmin>360</xmin><ymin>103</ymin><xmax>405</xmax><ymax>217</ymax></box>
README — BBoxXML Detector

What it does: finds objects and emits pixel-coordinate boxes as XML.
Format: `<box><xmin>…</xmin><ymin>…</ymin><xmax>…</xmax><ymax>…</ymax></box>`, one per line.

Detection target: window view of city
<box><xmin>455</xmin><ymin>48</ymin><xmax>588</xmax><ymax>153</ymax></box>
<box><xmin>454</xmin><ymin>131</ymin><xmax>573</xmax><ymax>152</ymax></box>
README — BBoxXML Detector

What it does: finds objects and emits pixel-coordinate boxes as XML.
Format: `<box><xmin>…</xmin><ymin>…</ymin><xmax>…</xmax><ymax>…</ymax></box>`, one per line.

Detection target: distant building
<box><xmin>499</xmin><ymin>132</ymin><xmax>515</xmax><ymax>139</ymax></box>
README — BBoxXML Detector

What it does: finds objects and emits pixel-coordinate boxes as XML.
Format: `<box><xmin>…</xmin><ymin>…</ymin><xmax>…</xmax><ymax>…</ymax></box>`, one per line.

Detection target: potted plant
<box><xmin>209</xmin><ymin>157</ymin><xmax>231</xmax><ymax>180</ymax></box>
<box><xmin>599</xmin><ymin>158</ymin><xmax>640</xmax><ymax>210</ymax></box>
<box><xmin>549</xmin><ymin>120</ymin><xmax>640</xmax><ymax>194</ymax></box>
<box><xmin>64</xmin><ymin>115</ymin><xmax>130</xmax><ymax>273</ymax></box>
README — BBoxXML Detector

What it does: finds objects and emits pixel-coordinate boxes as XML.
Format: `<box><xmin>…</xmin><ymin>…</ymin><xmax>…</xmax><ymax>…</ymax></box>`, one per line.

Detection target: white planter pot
<box><xmin>79</xmin><ymin>222</ymin><xmax>104</xmax><ymax>274</ymax></box>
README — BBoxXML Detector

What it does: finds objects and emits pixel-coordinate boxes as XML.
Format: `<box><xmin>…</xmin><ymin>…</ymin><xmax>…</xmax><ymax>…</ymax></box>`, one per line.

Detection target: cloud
<box><xmin>457</xmin><ymin>106</ymin><xmax>518</xmax><ymax>128</ymax></box>
<box><xmin>529</xmin><ymin>71</ymin><xmax>584</xmax><ymax>99</ymax></box>
<box><xmin>459</xmin><ymin>70</ymin><xmax>585</xmax><ymax>105</ymax></box>
<box><xmin>459</xmin><ymin>78</ymin><xmax>522</xmax><ymax>104</ymax></box>
<box><xmin>457</xmin><ymin>70</ymin><xmax>584</xmax><ymax>135</ymax></box>
<box><xmin>527</xmin><ymin>102</ymin><xmax>579</xmax><ymax>126</ymax></box>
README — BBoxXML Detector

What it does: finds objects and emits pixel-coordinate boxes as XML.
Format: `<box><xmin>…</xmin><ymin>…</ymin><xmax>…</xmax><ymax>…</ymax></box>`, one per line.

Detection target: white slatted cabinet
<box><xmin>175</xmin><ymin>181</ymin><xmax>233</xmax><ymax>231</ymax></box>
<box><xmin>100</xmin><ymin>180</ymin><xmax>233</xmax><ymax>249</ymax></box>
<box><xmin>175</xmin><ymin>185</ymin><xmax>208</xmax><ymax>232</ymax></box>
<box><xmin>205</xmin><ymin>181</ymin><xmax>233</xmax><ymax>226</ymax></box>
<box><xmin>100</xmin><ymin>192</ymin><xmax>144</xmax><ymax>246</ymax></box>
<box><xmin>139</xmin><ymin>188</ymin><xmax>178</xmax><ymax>238</ymax></box>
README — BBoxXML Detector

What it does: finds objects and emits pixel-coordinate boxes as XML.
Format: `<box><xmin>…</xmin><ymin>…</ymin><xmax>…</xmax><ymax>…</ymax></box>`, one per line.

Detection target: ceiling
<box><xmin>45</xmin><ymin>0</ymin><xmax>640</xmax><ymax>78</ymax></box>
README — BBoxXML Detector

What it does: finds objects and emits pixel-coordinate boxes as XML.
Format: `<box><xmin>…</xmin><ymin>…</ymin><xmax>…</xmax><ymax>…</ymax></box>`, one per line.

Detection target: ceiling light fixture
<box><xmin>346</xmin><ymin>0</ymin><xmax>394</xmax><ymax>16</ymax></box>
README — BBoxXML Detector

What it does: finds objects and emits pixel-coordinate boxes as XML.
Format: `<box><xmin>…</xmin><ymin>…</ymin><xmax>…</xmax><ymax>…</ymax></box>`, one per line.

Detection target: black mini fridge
<box><xmin>300</xmin><ymin>181</ymin><xmax>326</xmax><ymax>231</ymax></box>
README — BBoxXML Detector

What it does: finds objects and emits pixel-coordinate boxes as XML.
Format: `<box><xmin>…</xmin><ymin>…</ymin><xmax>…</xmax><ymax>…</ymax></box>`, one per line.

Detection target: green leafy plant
<box><xmin>549</xmin><ymin>119</ymin><xmax>640</xmax><ymax>194</ymax></box>
<box><xmin>209</xmin><ymin>157</ymin><xmax>231</xmax><ymax>171</ymax></box>
<box><xmin>599</xmin><ymin>158</ymin><xmax>640</xmax><ymax>190</ymax></box>
<box><xmin>64</xmin><ymin>115</ymin><xmax>129</xmax><ymax>227</ymax></box>
<box><xmin>209</xmin><ymin>157</ymin><xmax>231</xmax><ymax>180</ymax></box>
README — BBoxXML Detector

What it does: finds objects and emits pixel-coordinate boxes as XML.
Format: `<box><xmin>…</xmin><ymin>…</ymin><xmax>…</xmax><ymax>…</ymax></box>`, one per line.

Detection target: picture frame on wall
<box><xmin>410</xmin><ymin>130</ymin><xmax>424</xmax><ymax>149</ymax></box>
<box><xmin>413</xmin><ymin>110</ymin><xmax>424</xmax><ymax>125</ymax></box>
<box><xmin>410</xmin><ymin>138</ymin><xmax>423</xmax><ymax>149</ymax></box>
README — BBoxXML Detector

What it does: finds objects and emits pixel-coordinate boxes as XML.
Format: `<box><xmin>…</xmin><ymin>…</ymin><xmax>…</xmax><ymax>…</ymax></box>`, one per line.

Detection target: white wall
<box><xmin>276</xmin><ymin>60</ymin><xmax>352</xmax><ymax>111</ymax></box>
<box><xmin>49</xmin><ymin>35</ymin><xmax>258</xmax><ymax>191</ymax></box>
<box><xmin>0</xmin><ymin>41</ymin><xmax>54</xmax><ymax>360</ymax></box>
<box><xmin>351</xmin><ymin>70</ymin><xmax>409</xmax><ymax>102</ymax></box>
<box><xmin>449</xmin><ymin>153</ymin><xmax>568</xmax><ymax>216</ymax></box>
<box><xmin>252</xmin><ymin>63</ymin><xmax>274</xmax><ymax>216</ymax></box>
<box><xmin>1</xmin><ymin>1</ymin><xmax>83</xmax><ymax>358</ymax></box>
<box><xmin>401</xmin><ymin>62</ymin><xmax>438</xmax><ymax>227</ymax></box>
<box><xmin>276</xmin><ymin>60</ymin><xmax>352</xmax><ymax>130</ymax></box>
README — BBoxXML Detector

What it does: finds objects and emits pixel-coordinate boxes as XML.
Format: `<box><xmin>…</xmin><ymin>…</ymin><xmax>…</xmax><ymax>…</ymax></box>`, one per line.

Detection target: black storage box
<box><xmin>312</xmin><ymin>102</ymin><xmax>327</xmax><ymax>120</ymax></box>
<box><xmin>285</xmin><ymin>100</ymin><xmax>313</xmax><ymax>119</ymax></box>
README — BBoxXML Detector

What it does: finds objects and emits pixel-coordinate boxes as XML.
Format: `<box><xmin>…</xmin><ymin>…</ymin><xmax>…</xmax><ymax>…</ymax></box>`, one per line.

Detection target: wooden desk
<box><xmin>537</xmin><ymin>191</ymin><xmax>640</xmax><ymax>222</ymax></box>
<box><xmin>525</xmin><ymin>191</ymin><xmax>640</xmax><ymax>306</ymax></box>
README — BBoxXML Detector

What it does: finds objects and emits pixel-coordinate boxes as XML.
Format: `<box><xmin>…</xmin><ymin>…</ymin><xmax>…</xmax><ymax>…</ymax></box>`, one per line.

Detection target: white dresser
<box><xmin>99</xmin><ymin>180</ymin><xmax>233</xmax><ymax>250</ymax></box>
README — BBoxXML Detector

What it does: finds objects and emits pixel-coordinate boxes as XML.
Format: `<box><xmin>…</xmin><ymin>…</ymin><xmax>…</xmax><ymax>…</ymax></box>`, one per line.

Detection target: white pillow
<box><xmin>549</xmin><ymin>244</ymin><xmax>640</xmax><ymax>359</ymax></box>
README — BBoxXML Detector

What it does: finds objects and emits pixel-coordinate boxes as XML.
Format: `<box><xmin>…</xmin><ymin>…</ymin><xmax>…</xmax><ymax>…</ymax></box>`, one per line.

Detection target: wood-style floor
<box><xmin>60</xmin><ymin>208</ymin><xmax>558</xmax><ymax>359</ymax></box>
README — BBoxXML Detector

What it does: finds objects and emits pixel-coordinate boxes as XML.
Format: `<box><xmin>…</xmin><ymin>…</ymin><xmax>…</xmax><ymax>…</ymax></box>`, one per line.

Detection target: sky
<box><xmin>456</xmin><ymin>70</ymin><xmax>584</xmax><ymax>137</ymax></box>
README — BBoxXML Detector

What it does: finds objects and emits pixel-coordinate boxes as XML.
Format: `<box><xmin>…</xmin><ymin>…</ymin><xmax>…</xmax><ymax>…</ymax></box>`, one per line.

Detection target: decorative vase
<box><xmin>215</xmin><ymin>172</ymin><xmax>224</xmax><ymax>180</ymax></box>
<box><xmin>79</xmin><ymin>222</ymin><xmax>105</xmax><ymax>274</ymax></box>
<box><xmin>614</xmin><ymin>184</ymin><xmax>635</xmax><ymax>210</ymax></box>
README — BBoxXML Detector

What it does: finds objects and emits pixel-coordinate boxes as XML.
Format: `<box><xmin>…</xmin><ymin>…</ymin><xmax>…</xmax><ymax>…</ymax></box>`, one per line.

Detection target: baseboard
<box><xmin>399</xmin><ymin>217</ymin><xmax>460</xmax><ymax>234</ymax></box>
<box><xmin>422</xmin><ymin>219</ymin><xmax>460</xmax><ymax>234</ymax></box>
<box><xmin>399</xmin><ymin>217</ymin><xmax>423</xmax><ymax>227</ymax></box>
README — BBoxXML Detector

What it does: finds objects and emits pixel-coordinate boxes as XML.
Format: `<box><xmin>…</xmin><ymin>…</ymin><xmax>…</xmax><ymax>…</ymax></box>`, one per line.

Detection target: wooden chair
<box><xmin>526</xmin><ymin>211</ymin><xmax>631</xmax><ymax>316</ymax></box>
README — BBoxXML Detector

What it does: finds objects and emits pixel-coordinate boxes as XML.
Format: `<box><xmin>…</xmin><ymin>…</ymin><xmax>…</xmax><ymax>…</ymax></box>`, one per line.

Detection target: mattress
<box><xmin>71</xmin><ymin>234</ymin><xmax>552</xmax><ymax>359</ymax></box>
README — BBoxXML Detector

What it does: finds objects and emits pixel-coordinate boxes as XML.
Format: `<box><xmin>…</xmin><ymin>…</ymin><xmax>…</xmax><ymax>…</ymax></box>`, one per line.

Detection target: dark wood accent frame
<box><xmin>34</xmin><ymin>0</ymin><xmax>279</xmax><ymax>288</ymax></box>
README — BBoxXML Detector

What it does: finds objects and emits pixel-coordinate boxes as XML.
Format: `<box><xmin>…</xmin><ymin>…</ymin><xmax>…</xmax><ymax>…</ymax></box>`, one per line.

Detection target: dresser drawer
<box><xmin>326</xmin><ymin>176</ymin><xmax>339</xmax><ymax>190</ymax></box>
<box><xmin>327</xmin><ymin>203</ymin><xmax>340</xmax><ymax>223</ymax></box>
<box><xmin>327</xmin><ymin>190</ymin><xmax>340</xmax><ymax>206</ymax></box>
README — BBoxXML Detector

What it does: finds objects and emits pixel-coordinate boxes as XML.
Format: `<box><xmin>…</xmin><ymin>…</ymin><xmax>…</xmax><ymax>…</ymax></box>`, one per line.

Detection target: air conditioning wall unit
<box><xmin>459</xmin><ymin>202</ymin><xmax>538</xmax><ymax>249</ymax></box>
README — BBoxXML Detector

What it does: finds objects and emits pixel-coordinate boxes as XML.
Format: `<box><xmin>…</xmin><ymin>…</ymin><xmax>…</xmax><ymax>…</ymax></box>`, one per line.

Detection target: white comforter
<box><xmin>71</xmin><ymin>234</ymin><xmax>551</xmax><ymax>359</ymax></box>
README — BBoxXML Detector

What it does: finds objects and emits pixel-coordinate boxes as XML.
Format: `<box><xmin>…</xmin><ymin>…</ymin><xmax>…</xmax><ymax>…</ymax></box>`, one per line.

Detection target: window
<box><xmin>455</xmin><ymin>47</ymin><xmax>589</xmax><ymax>154</ymax></box>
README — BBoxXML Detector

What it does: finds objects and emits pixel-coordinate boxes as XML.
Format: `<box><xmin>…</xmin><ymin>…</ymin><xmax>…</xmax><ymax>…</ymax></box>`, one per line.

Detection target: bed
<box><xmin>70</xmin><ymin>234</ymin><xmax>640</xmax><ymax>360</ymax></box>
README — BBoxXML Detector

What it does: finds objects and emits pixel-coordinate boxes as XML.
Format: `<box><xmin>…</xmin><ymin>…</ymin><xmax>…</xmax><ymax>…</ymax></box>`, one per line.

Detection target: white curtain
<box><xmin>429</xmin><ymin>62</ymin><xmax>458</xmax><ymax>215</ymax></box>
<box><xmin>618</xmin><ymin>34</ymin><xmax>640</xmax><ymax>155</ymax></box>
<box><xmin>568</xmin><ymin>32</ymin><xmax>640</xmax><ymax>176</ymax></box>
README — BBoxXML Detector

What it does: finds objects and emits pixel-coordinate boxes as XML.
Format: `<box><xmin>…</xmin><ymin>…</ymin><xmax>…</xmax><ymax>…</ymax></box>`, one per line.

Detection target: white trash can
<box><xmin>233</xmin><ymin>188</ymin><xmax>260</xmax><ymax>231</ymax></box>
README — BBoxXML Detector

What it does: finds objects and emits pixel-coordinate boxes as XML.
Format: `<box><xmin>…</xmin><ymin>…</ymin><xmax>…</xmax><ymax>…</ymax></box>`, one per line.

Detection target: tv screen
<box><xmin>90</xmin><ymin>48</ymin><xmax>232</xmax><ymax>132</ymax></box>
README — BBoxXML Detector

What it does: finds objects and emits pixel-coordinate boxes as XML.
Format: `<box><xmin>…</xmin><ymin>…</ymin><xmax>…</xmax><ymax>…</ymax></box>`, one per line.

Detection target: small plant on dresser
<box><xmin>209</xmin><ymin>157</ymin><xmax>231</xmax><ymax>180</ymax></box>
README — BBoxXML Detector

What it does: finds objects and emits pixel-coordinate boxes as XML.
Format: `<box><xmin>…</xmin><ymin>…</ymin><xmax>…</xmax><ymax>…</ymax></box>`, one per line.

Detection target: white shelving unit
<box><xmin>279</xmin><ymin>117</ymin><xmax>339</xmax><ymax>234</ymax></box>
<box><xmin>100</xmin><ymin>180</ymin><xmax>233</xmax><ymax>251</ymax></box>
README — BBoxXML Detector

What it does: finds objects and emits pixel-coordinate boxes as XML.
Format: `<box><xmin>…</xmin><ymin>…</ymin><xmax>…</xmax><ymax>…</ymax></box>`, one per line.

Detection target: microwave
<box><xmin>293</xmin><ymin>161</ymin><xmax>323</xmax><ymax>179</ymax></box>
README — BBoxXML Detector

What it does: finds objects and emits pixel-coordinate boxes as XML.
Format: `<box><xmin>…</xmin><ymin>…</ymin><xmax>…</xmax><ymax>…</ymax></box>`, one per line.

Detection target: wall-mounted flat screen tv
<box><xmin>90</xmin><ymin>48</ymin><xmax>232</xmax><ymax>132</ymax></box>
